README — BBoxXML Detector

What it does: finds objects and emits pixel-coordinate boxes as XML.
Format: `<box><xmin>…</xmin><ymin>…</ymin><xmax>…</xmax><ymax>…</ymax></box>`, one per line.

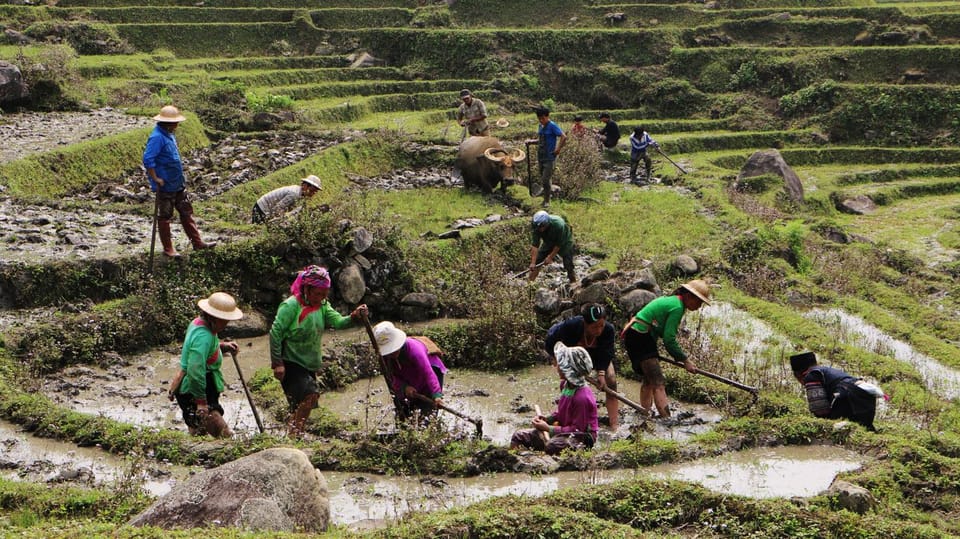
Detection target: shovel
<box><xmin>658</xmin><ymin>355</ymin><xmax>759</xmax><ymax>401</ymax></box>
<box><xmin>229</xmin><ymin>349</ymin><xmax>265</xmax><ymax>434</ymax></box>
<box><xmin>359</xmin><ymin>313</ymin><xmax>399</xmax><ymax>402</ymax></box>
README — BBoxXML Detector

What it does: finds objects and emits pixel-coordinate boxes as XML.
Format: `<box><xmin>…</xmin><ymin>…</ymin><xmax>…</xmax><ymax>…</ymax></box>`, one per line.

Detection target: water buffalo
<box><xmin>454</xmin><ymin>136</ymin><xmax>526</xmax><ymax>193</ymax></box>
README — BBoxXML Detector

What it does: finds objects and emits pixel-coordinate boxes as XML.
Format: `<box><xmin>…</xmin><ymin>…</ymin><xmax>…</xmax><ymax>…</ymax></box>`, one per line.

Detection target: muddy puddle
<box><xmin>318</xmin><ymin>362</ymin><xmax>723</xmax><ymax>446</ymax></box>
<box><xmin>326</xmin><ymin>445</ymin><xmax>865</xmax><ymax>529</ymax></box>
<box><xmin>807</xmin><ymin>308</ymin><xmax>960</xmax><ymax>400</ymax></box>
<box><xmin>0</xmin><ymin>419</ymin><xmax>190</xmax><ymax>496</ymax></box>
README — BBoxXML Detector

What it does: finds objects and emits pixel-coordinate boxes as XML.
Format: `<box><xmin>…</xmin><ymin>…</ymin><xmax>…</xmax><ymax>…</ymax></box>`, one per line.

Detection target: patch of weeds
<box><xmin>618</xmin><ymin>438</ymin><xmax>680</xmax><ymax>467</ymax></box>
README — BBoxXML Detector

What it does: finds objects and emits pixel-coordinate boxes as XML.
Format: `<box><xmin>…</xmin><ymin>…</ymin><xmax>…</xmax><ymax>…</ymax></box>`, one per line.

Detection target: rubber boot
<box><xmin>181</xmin><ymin>215</ymin><xmax>217</xmax><ymax>250</ymax></box>
<box><xmin>157</xmin><ymin>220</ymin><xmax>180</xmax><ymax>257</ymax></box>
<box><xmin>202</xmin><ymin>411</ymin><xmax>233</xmax><ymax>438</ymax></box>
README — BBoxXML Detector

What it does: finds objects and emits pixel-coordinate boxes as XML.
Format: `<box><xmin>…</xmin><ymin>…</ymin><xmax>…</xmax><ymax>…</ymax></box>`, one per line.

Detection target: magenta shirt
<box><xmin>390</xmin><ymin>338</ymin><xmax>445</xmax><ymax>399</ymax></box>
<box><xmin>550</xmin><ymin>381</ymin><xmax>598</xmax><ymax>438</ymax></box>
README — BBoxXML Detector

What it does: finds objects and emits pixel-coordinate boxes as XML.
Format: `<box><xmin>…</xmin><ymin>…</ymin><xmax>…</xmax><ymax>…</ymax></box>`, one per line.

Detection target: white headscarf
<box><xmin>554</xmin><ymin>342</ymin><xmax>592</xmax><ymax>388</ymax></box>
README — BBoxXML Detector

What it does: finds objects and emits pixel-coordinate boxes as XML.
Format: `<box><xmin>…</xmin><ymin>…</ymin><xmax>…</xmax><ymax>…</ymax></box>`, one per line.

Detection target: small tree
<box><xmin>553</xmin><ymin>135</ymin><xmax>604</xmax><ymax>200</ymax></box>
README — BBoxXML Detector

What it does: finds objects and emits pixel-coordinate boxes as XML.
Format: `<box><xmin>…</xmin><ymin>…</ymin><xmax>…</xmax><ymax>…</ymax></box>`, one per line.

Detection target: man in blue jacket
<box><xmin>525</xmin><ymin>106</ymin><xmax>566</xmax><ymax>206</ymax></box>
<box><xmin>143</xmin><ymin>105</ymin><xmax>216</xmax><ymax>257</ymax></box>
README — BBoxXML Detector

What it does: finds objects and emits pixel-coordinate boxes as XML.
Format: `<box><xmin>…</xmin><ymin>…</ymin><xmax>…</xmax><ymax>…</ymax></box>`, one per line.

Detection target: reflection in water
<box><xmin>646</xmin><ymin>445</ymin><xmax>863</xmax><ymax>498</ymax></box>
<box><xmin>808</xmin><ymin>309</ymin><xmax>960</xmax><ymax>400</ymax></box>
<box><xmin>325</xmin><ymin>445</ymin><xmax>865</xmax><ymax>529</ymax></box>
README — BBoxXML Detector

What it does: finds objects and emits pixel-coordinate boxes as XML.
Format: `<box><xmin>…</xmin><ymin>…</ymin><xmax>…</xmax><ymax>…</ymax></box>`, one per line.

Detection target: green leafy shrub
<box><xmin>698</xmin><ymin>60</ymin><xmax>733</xmax><ymax>92</ymax></box>
<box><xmin>185</xmin><ymin>79</ymin><xmax>249</xmax><ymax>132</ymax></box>
<box><xmin>246</xmin><ymin>91</ymin><xmax>295</xmax><ymax>113</ymax></box>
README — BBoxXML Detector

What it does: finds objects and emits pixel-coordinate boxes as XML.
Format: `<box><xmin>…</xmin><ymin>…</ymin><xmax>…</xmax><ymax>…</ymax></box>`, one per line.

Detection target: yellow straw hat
<box><xmin>681</xmin><ymin>279</ymin><xmax>711</xmax><ymax>305</ymax></box>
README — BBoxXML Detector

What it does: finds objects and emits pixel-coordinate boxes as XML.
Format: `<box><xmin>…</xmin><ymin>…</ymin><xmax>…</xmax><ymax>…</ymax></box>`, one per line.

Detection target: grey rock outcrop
<box><xmin>0</xmin><ymin>61</ymin><xmax>28</xmax><ymax>105</ymax></box>
<box><xmin>400</xmin><ymin>292</ymin><xmax>438</xmax><ymax>322</ymax></box>
<box><xmin>129</xmin><ymin>448</ymin><xmax>329</xmax><ymax>532</ymax></box>
<box><xmin>827</xmin><ymin>480</ymin><xmax>876</xmax><ymax>514</ymax></box>
<box><xmin>837</xmin><ymin>194</ymin><xmax>876</xmax><ymax>215</ymax></box>
<box><xmin>736</xmin><ymin>149</ymin><xmax>804</xmax><ymax>203</ymax></box>
<box><xmin>337</xmin><ymin>263</ymin><xmax>366</xmax><ymax>304</ymax></box>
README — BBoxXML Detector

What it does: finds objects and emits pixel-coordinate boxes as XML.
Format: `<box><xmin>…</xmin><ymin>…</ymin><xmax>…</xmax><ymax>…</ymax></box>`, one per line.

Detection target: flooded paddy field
<box><xmin>0</xmin><ymin>412</ymin><xmax>866</xmax><ymax>531</ymax></box>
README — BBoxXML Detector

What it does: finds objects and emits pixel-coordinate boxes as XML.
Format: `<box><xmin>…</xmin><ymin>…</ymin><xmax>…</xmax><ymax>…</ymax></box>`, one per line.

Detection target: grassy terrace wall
<box><xmin>0</xmin><ymin>116</ymin><xmax>207</xmax><ymax>199</ymax></box>
<box><xmin>54</xmin><ymin>0</ymin><xmax>417</xmax><ymax>7</ymax></box>
<box><xmin>59</xmin><ymin>6</ymin><xmax>299</xmax><ymax>24</ymax></box>
<box><xmin>671</xmin><ymin>46</ymin><xmax>960</xmax><ymax>87</ymax></box>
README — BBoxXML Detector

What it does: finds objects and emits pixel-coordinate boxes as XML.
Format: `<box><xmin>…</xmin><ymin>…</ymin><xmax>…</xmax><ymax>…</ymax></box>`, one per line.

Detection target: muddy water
<box><xmin>807</xmin><ymin>308</ymin><xmax>960</xmax><ymax>400</ymax></box>
<box><xmin>0</xmin><ymin>419</ymin><xmax>190</xmax><ymax>496</ymax></box>
<box><xmin>42</xmin><ymin>333</ymin><xmax>308</xmax><ymax>436</ymax></box>
<box><xmin>325</xmin><ymin>445</ymin><xmax>865</xmax><ymax>529</ymax></box>
<box><xmin>316</xmin><ymin>362</ymin><xmax>723</xmax><ymax>446</ymax></box>
<box><xmin>43</xmin><ymin>330</ymin><xmax>724</xmax><ymax>444</ymax></box>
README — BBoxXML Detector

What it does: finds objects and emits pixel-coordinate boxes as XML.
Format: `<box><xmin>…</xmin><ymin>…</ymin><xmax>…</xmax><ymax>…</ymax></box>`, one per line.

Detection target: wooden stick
<box><xmin>586</xmin><ymin>376</ymin><xmax>651</xmax><ymax>417</ymax></box>
<box><xmin>360</xmin><ymin>313</ymin><xmax>398</xmax><ymax>400</ymax></box>
<box><xmin>412</xmin><ymin>393</ymin><xmax>483</xmax><ymax>438</ymax></box>
<box><xmin>535</xmin><ymin>404</ymin><xmax>549</xmax><ymax>443</ymax></box>
<box><xmin>229</xmin><ymin>349</ymin><xmax>265</xmax><ymax>434</ymax></box>
<box><xmin>658</xmin><ymin>355</ymin><xmax>759</xmax><ymax>397</ymax></box>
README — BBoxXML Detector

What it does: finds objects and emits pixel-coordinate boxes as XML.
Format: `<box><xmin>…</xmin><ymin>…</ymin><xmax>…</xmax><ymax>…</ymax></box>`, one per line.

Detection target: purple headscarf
<box><xmin>291</xmin><ymin>265</ymin><xmax>331</xmax><ymax>306</ymax></box>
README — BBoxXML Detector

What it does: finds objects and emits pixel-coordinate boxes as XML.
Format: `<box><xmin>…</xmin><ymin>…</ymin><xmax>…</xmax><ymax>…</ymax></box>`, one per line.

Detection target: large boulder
<box><xmin>618</xmin><ymin>288</ymin><xmax>657</xmax><ymax>316</ymax></box>
<box><xmin>128</xmin><ymin>448</ymin><xmax>329</xmax><ymax>532</ymax></box>
<box><xmin>0</xmin><ymin>61</ymin><xmax>28</xmax><ymax>106</ymax></box>
<box><xmin>837</xmin><ymin>194</ymin><xmax>877</xmax><ymax>215</ymax></box>
<box><xmin>336</xmin><ymin>263</ymin><xmax>366</xmax><ymax>304</ymax></box>
<box><xmin>736</xmin><ymin>149</ymin><xmax>804</xmax><ymax>203</ymax></box>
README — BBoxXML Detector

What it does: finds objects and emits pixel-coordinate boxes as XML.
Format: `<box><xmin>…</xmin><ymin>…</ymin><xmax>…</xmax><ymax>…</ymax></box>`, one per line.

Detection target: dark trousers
<box><xmin>832</xmin><ymin>382</ymin><xmax>877</xmax><ymax>431</ymax></box>
<box><xmin>394</xmin><ymin>366</ymin><xmax>445</xmax><ymax>422</ymax></box>
<box><xmin>511</xmin><ymin>429</ymin><xmax>595</xmax><ymax>455</ymax></box>
<box><xmin>630</xmin><ymin>150</ymin><xmax>652</xmax><ymax>182</ymax></box>
<box><xmin>535</xmin><ymin>247</ymin><xmax>576</xmax><ymax>283</ymax></box>
<box><xmin>174</xmin><ymin>371</ymin><xmax>224</xmax><ymax>429</ymax></box>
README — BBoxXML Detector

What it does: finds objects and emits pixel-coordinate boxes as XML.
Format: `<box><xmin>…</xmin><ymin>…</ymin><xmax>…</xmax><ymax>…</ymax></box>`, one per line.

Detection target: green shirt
<box><xmin>631</xmin><ymin>295</ymin><xmax>688</xmax><ymax>361</ymax></box>
<box><xmin>179</xmin><ymin>318</ymin><xmax>223</xmax><ymax>402</ymax></box>
<box><xmin>531</xmin><ymin>215</ymin><xmax>574</xmax><ymax>256</ymax></box>
<box><xmin>269</xmin><ymin>296</ymin><xmax>355</xmax><ymax>372</ymax></box>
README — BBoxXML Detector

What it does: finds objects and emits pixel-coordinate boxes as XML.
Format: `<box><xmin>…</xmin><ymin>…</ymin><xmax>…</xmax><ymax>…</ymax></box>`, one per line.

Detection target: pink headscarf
<box><xmin>291</xmin><ymin>266</ymin><xmax>331</xmax><ymax>320</ymax></box>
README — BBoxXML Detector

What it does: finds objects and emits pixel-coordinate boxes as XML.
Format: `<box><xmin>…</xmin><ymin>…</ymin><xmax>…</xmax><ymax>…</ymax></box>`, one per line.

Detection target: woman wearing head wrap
<box><xmin>510</xmin><ymin>342</ymin><xmax>598</xmax><ymax>455</ymax></box>
<box><xmin>270</xmin><ymin>265</ymin><xmax>368</xmax><ymax>436</ymax></box>
<box><xmin>621</xmin><ymin>279</ymin><xmax>710</xmax><ymax>419</ymax></box>
<box><xmin>172</xmin><ymin>292</ymin><xmax>243</xmax><ymax>438</ymax></box>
